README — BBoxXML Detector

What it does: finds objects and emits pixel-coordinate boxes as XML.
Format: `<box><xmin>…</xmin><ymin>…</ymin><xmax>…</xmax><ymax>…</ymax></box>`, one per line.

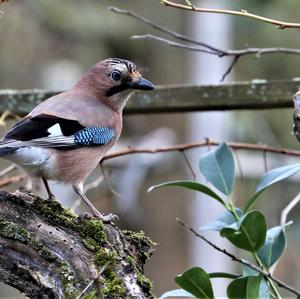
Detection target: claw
<box><xmin>94</xmin><ymin>212</ymin><xmax>119</xmax><ymax>222</ymax></box>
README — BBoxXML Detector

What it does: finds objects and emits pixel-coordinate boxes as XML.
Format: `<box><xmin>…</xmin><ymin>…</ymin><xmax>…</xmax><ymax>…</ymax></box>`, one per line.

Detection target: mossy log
<box><xmin>0</xmin><ymin>190</ymin><xmax>155</xmax><ymax>299</ymax></box>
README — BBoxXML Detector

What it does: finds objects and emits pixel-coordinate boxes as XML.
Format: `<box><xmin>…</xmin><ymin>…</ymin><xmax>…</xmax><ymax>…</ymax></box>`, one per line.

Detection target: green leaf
<box><xmin>259</xmin><ymin>277</ymin><xmax>270</xmax><ymax>299</ymax></box>
<box><xmin>221</xmin><ymin>211</ymin><xmax>267</xmax><ymax>252</ymax></box>
<box><xmin>148</xmin><ymin>180</ymin><xmax>225</xmax><ymax>206</ymax></box>
<box><xmin>243</xmin><ymin>266</ymin><xmax>259</xmax><ymax>277</ymax></box>
<box><xmin>175</xmin><ymin>267</ymin><xmax>214</xmax><ymax>299</ymax></box>
<box><xmin>199</xmin><ymin>143</ymin><xmax>235</xmax><ymax>195</ymax></box>
<box><xmin>244</xmin><ymin>163</ymin><xmax>300</xmax><ymax>212</ymax></box>
<box><xmin>257</xmin><ymin>163</ymin><xmax>300</xmax><ymax>192</ymax></box>
<box><xmin>209</xmin><ymin>272</ymin><xmax>240</xmax><ymax>279</ymax></box>
<box><xmin>257</xmin><ymin>226</ymin><xmax>287</xmax><ymax>268</ymax></box>
<box><xmin>242</xmin><ymin>268</ymin><xmax>270</xmax><ymax>298</ymax></box>
<box><xmin>227</xmin><ymin>276</ymin><xmax>262</xmax><ymax>299</ymax></box>
<box><xmin>159</xmin><ymin>289</ymin><xmax>194</xmax><ymax>298</ymax></box>
<box><xmin>200</xmin><ymin>208</ymin><xmax>243</xmax><ymax>231</ymax></box>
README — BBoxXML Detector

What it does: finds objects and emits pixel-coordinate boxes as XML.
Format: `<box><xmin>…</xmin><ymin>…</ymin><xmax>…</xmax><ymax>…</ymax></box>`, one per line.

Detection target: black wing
<box><xmin>5</xmin><ymin>114</ymin><xmax>85</xmax><ymax>141</ymax></box>
<box><xmin>4</xmin><ymin>114</ymin><xmax>115</xmax><ymax>148</ymax></box>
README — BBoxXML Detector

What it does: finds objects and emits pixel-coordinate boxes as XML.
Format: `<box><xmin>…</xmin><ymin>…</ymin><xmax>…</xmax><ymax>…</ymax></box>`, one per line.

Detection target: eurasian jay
<box><xmin>0</xmin><ymin>58</ymin><xmax>154</xmax><ymax>221</ymax></box>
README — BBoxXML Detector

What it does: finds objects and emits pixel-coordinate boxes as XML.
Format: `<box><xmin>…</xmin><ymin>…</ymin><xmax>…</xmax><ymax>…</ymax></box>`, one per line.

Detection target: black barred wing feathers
<box><xmin>3</xmin><ymin>114</ymin><xmax>115</xmax><ymax>149</ymax></box>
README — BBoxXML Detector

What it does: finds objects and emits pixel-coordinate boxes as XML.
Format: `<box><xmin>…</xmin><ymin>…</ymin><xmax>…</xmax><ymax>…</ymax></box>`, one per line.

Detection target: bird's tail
<box><xmin>0</xmin><ymin>140</ymin><xmax>22</xmax><ymax>157</ymax></box>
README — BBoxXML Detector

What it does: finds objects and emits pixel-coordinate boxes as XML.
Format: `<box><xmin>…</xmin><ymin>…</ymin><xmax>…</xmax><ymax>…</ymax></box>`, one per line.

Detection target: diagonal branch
<box><xmin>108</xmin><ymin>6</ymin><xmax>222</xmax><ymax>53</ymax></box>
<box><xmin>131</xmin><ymin>34</ymin><xmax>218</xmax><ymax>55</ymax></box>
<box><xmin>161</xmin><ymin>0</ymin><xmax>300</xmax><ymax>29</ymax></box>
<box><xmin>176</xmin><ymin>218</ymin><xmax>300</xmax><ymax>296</ymax></box>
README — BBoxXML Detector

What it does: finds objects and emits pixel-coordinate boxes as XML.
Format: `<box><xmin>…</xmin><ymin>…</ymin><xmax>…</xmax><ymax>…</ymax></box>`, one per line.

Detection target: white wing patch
<box><xmin>47</xmin><ymin>123</ymin><xmax>63</xmax><ymax>136</ymax></box>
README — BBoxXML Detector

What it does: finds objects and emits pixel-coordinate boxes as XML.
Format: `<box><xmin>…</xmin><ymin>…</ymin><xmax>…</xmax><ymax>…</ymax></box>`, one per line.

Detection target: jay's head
<box><xmin>103</xmin><ymin>58</ymin><xmax>154</xmax><ymax>97</ymax></box>
<box><xmin>79</xmin><ymin>58</ymin><xmax>154</xmax><ymax>106</ymax></box>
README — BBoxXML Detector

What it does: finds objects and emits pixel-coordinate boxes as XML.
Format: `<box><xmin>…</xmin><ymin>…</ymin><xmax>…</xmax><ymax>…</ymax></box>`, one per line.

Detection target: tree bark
<box><xmin>0</xmin><ymin>189</ymin><xmax>154</xmax><ymax>299</ymax></box>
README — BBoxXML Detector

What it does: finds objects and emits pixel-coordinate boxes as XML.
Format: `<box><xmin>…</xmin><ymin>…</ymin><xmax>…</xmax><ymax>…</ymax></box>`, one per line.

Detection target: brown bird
<box><xmin>0</xmin><ymin>58</ymin><xmax>154</xmax><ymax>221</ymax></box>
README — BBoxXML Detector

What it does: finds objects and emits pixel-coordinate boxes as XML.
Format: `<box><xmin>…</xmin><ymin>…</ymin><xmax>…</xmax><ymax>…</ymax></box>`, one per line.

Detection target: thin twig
<box><xmin>75</xmin><ymin>280</ymin><xmax>94</xmax><ymax>299</ymax></box>
<box><xmin>0</xmin><ymin>110</ymin><xmax>21</xmax><ymax>127</ymax></box>
<box><xmin>0</xmin><ymin>174</ymin><xmax>25</xmax><ymax>187</ymax></box>
<box><xmin>131</xmin><ymin>34</ymin><xmax>217</xmax><ymax>55</ymax></box>
<box><xmin>221</xmin><ymin>55</ymin><xmax>240</xmax><ymax>82</ymax></box>
<box><xmin>100</xmin><ymin>163</ymin><xmax>121</xmax><ymax>198</ymax></box>
<box><xmin>176</xmin><ymin>217</ymin><xmax>300</xmax><ymax>296</ymax></box>
<box><xmin>161</xmin><ymin>0</ymin><xmax>300</xmax><ymax>29</ymax></box>
<box><xmin>84</xmin><ymin>175</ymin><xmax>104</xmax><ymax>193</ymax></box>
<box><xmin>280</xmin><ymin>192</ymin><xmax>300</xmax><ymax>227</ymax></box>
<box><xmin>263</xmin><ymin>150</ymin><xmax>269</xmax><ymax>172</ymax></box>
<box><xmin>108</xmin><ymin>6</ymin><xmax>222</xmax><ymax>53</ymax></box>
<box><xmin>109</xmin><ymin>6</ymin><xmax>300</xmax><ymax>80</ymax></box>
<box><xmin>103</xmin><ymin>140</ymin><xmax>300</xmax><ymax>161</ymax></box>
<box><xmin>0</xmin><ymin>164</ymin><xmax>16</xmax><ymax>177</ymax></box>
<box><xmin>180</xmin><ymin>151</ymin><xmax>196</xmax><ymax>181</ymax></box>
<box><xmin>75</xmin><ymin>262</ymin><xmax>109</xmax><ymax>299</ymax></box>
<box><xmin>131</xmin><ymin>33</ymin><xmax>300</xmax><ymax>57</ymax></box>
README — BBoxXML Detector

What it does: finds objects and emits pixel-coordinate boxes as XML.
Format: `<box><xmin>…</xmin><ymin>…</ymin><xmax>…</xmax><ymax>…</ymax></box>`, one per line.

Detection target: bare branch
<box><xmin>161</xmin><ymin>0</ymin><xmax>300</xmax><ymax>29</ymax></box>
<box><xmin>180</xmin><ymin>151</ymin><xmax>196</xmax><ymax>181</ymax></box>
<box><xmin>0</xmin><ymin>174</ymin><xmax>25</xmax><ymax>187</ymax></box>
<box><xmin>1</xmin><ymin>140</ymin><xmax>300</xmax><ymax>189</ymax></box>
<box><xmin>221</xmin><ymin>55</ymin><xmax>240</xmax><ymax>81</ymax></box>
<box><xmin>110</xmin><ymin>6</ymin><xmax>300</xmax><ymax>79</ymax></box>
<box><xmin>0</xmin><ymin>164</ymin><xmax>16</xmax><ymax>178</ymax></box>
<box><xmin>103</xmin><ymin>140</ymin><xmax>300</xmax><ymax>161</ymax></box>
<box><xmin>100</xmin><ymin>163</ymin><xmax>121</xmax><ymax>198</ymax></box>
<box><xmin>131</xmin><ymin>34</ymin><xmax>217</xmax><ymax>55</ymax></box>
<box><xmin>131</xmin><ymin>34</ymin><xmax>300</xmax><ymax>57</ymax></box>
<box><xmin>177</xmin><ymin>217</ymin><xmax>300</xmax><ymax>296</ymax></box>
<box><xmin>108</xmin><ymin>6</ymin><xmax>222</xmax><ymax>53</ymax></box>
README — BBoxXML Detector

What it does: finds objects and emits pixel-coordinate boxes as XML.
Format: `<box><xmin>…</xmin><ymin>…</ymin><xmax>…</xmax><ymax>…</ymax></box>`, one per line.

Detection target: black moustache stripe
<box><xmin>106</xmin><ymin>84</ymin><xmax>130</xmax><ymax>97</ymax></box>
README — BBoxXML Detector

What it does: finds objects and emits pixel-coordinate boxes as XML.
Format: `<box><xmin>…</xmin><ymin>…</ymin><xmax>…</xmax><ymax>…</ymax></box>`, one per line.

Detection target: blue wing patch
<box><xmin>74</xmin><ymin>127</ymin><xmax>115</xmax><ymax>146</ymax></box>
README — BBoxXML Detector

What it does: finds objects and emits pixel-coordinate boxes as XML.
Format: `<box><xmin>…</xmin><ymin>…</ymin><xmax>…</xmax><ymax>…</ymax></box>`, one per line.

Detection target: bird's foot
<box><xmin>94</xmin><ymin>212</ymin><xmax>119</xmax><ymax>223</ymax></box>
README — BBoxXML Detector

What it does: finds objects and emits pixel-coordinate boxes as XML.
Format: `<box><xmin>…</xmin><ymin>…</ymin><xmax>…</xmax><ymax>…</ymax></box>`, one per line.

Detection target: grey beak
<box><xmin>127</xmin><ymin>78</ymin><xmax>155</xmax><ymax>90</ymax></box>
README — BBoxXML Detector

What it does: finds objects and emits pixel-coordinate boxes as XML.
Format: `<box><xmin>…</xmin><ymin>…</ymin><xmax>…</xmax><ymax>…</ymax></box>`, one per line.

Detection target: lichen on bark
<box><xmin>0</xmin><ymin>190</ymin><xmax>155</xmax><ymax>299</ymax></box>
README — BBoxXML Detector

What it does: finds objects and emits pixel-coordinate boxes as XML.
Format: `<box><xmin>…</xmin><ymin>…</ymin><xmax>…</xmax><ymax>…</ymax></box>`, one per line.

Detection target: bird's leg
<box><xmin>73</xmin><ymin>184</ymin><xmax>118</xmax><ymax>222</ymax></box>
<box><xmin>42</xmin><ymin>177</ymin><xmax>55</xmax><ymax>200</ymax></box>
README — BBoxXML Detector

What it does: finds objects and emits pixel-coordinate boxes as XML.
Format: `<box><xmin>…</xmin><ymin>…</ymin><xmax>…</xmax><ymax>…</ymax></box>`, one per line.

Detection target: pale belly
<box><xmin>5</xmin><ymin>145</ymin><xmax>111</xmax><ymax>184</ymax></box>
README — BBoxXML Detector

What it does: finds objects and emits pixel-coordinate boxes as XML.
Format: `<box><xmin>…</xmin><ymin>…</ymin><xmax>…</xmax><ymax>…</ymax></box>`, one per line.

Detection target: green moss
<box><xmin>77</xmin><ymin>219</ymin><xmax>106</xmax><ymax>251</ymax></box>
<box><xmin>32</xmin><ymin>197</ymin><xmax>106</xmax><ymax>251</ymax></box>
<box><xmin>4</xmin><ymin>194</ymin><xmax>154</xmax><ymax>298</ymax></box>
<box><xmin>93</xmin><ymin>247</ymin><xmax>127</xmax><ymax>298</ymax></box>
<box><xmin>0</xmin><ymin>217</ymin><xmax>78</xmax><ymax>298</ymax></box>
<box><xmin>103</xmin><ymin>276</ymin><xmax>127</xmax><ymax>298</ymax></box>
<box><xmin>124</xmin><ymin>230</ymin><xmax>156</xmax><ymax>260</ymax></box>
<box><xmin>58</xmin><ymin>261</ymin><xmax>78</xmax><ymax>299</ymax></box>
<box><xmin>33</xmin><ymin>197</ymin><xmax>76</xmax><ymax>227</ymax></box>
<box><xmin>125</xmin><ymin>254</ymin><xmax>154</xmax><ymax>297</ymax></box>
<box><xmin>0</xmin><ymin>219</ymin><xmax>31</xmax><ymax>242</ymax></box>
<box><xmin>81</xmin><ymin>291</ymin><xmax>97</xmax><ymax>299</ymax></box>
<box><xmin>0</xmin><ymin>218</ymin><xmax>57</xmax><ymax>262</ymax></box>
<box><xmin>137</xmin><ymin>272</ymin><xmax>153</xmax><ymax>295</ymax></box>
<box><xmin>94</xmin><ymin>247</ymin><xmax>117</xmax><ymax>268</ymax></box>
<box><xmin>126</xmin><ymin>255</ymin><xmax>136</xmax><ymax>270</ymax></box>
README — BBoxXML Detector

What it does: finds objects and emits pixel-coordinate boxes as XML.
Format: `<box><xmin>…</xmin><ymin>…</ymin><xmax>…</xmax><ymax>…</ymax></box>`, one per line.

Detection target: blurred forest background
<box><xmin>1</xmin><ymin>0</ymin><xmax>300</xmax><ymax>298</ymax></box>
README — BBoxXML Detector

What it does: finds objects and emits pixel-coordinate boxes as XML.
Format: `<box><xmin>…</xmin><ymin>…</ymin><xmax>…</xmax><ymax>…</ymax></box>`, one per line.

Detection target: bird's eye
<box><xmin>111</xmin><ymin>70</ymin><xmax>122</xmax><ymax>81</ymax></box>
